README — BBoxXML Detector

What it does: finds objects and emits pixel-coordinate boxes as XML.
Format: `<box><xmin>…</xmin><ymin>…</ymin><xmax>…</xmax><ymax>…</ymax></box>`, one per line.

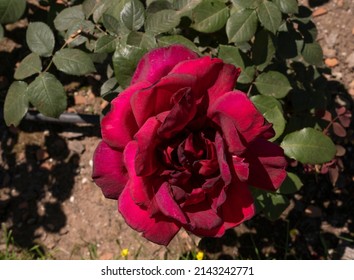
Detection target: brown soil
<box><xmin>1</xmin><ymin>0</ymin><xmax>354</xmax><ymax>260</ymax></box>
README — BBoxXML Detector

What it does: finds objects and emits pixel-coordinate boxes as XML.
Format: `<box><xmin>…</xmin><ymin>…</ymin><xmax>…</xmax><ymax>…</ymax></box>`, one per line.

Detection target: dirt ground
<box><xmin>1</xmin><ymin>0</ymin><xmax>354</xmax><ymax>260</ymax></box>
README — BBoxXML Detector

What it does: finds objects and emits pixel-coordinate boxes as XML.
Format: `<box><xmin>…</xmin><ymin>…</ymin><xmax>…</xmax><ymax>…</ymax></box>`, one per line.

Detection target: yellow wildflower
<box><xmin>196</xmin><ymin>251</ymin><xmax>204</xmax><ymax>260</ymax></box>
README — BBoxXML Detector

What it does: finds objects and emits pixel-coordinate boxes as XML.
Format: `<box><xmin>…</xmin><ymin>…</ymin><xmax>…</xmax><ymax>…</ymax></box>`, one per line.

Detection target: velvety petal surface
<box><xmin>101</xmin><ymin>81</ymin><xmax>151</xmax><ymax>149</ymax></box>
<box><xmin>131</xmin><ymin>45</ymin><xmax>198</xmax><ymax>85</ymax></box>
<box><xmin>220</xmin><ymin>181</ymin><xmax>255</xmax><ymax>229</ymax></box>
<box><xmin>92</xmin><ymin>141</ymin><xmax>128</xmax><ymax>199</ymax></box>
<box><xmin>118</xmin><ymin>187</ymin><xmax>180</xmax><ymax>246</ymax></box>
<box><xmin>131</xmin><ymin>73</ymin><xmax>196</xmax><ymax>127</ymax></box>
<box><xmin>245</xmin><ymin>138</ymin><xmax>288</xmax><ymax>191</ymax></box>
<box><xmin>210</xmin><ymin>91</ymin><xmax>271</xmax><ymax>154</ymax></box>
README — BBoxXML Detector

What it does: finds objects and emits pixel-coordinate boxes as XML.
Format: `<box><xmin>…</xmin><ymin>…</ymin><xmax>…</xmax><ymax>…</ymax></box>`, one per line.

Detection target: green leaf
<box><xmin>4</xmin><ymin>81</ymin><xmax>28</xmax><ymax>126</ymax></box>
<box><xmin>95</xmin><ymin>35</ymin><xmax>117</xmax><ymax>53</ymax></box>
<box><xmin>0</xmin><ymin>24</ymin><xmax>4</xmax><ymax>39</ymax></box>
<box><xmin>100</xmin><ymin>77</ymin><xmax>119</xmax><ymax>101</ymax></box>
<box><xmin>112</xmin><ymin>44</ymin><xmax>147</xmax><ymax>88</ymax></box>
<box><xmin>218</xmin><ymin>45</ymin><xmax>252</xmax><ymax>70</ymax></box>
<box><xmin>145</xmin><ymin>9</ymin><xmax>180</xmax><ymax>34</ymax></box>
<box><xmin>302</xmin><ymin>42</ymin><xmax>323</xmax><ymax>66</ymax></box>
<box><xmin>273</xmin><ymin>0</ymin><xmax>299</xmax><ymax>14</ymax></box>
<box><xmin>65</xmin><ymin>19</ymin><xmax>95</xmax><ymax>47</ymax></box>
<box><xmin>237</xmin><ymin>66</ymin><xmax>256</xmax><ymax>84</ymax></box>
<box><xmin>257</xmin><ymin>0</ymin><xmax>282</xmax><ymax>34</ymax></box>
<box><xmin>231</xmin><ymin>0</ymin><xmax>261</xmax><ymax>9</ymax></box>
<box><xmin>0</xmin><ymin>0</ymin><xmax>26</xmax><ymax>24</ymax></box>
<box><xmin>26</xmin><ymin>22</ymin><xmax>55</xmax><ymax>57</ymax></box>
<box><xmin>252</xmin><ymin>30</ymin><xmax>275</xmax><ymax>71</ymax></box>
<box><xmin>82</xmin><ymin>0</ymin><xmax>100</xmax><ymax>18</ymax></box>
<box><xmin>254</xmin><ymin>71</ymin><xmax>292</xmax><ymax>99</ymax></box>
<box><xmin>191</xmin><ymin>0</ymin><xmax>229</xmax><ymax>33</ymax></box>
<box><xmin>54</xmin><ymin>5</ymin><xmax>85</xmax><ymax>31</ymax></box>
<box><xmin>280</xmin><ymin>128</ymin><xmax>336</xmax><ymax>164</ymax></box>
<box><xmin>277</xmin><ymin>172</ymin><xmax>303</xmax><ymax>194</ymax></box>
<box><xmin>120</xmin><ymin>0</ymin><xmax>145</xmax><ymax>31</ymax></box>
<box><xmin>102</xmin><ymin>13</ymin><xmax>121</xmax><ymax>35</ymax></box>
<box><xmin>252</xmin><ymin>188</ymin><xmax>289</xmax><ymax>221</ymax></box>
<box><xmin>14</xmin><ymin>53</ymin><xmax>42</xmax><ymax>80</ymax></box>
<box><xmin>127</xmin><ymin>31</ymin><xmax>157</xmax><ymax>49</ymax></box>
<box><xmin>263</xmin><ymin>106</ymin><xmax>286</xmax><ymax>141</ymax></box>
<box><xmin>27</xmin><ymin>73</ymin><xmax>67</xmax><ymax>118</ymax></box>
<box><xmin>251</xmin><ymin>94</ymin><xmax>283</xmax><ymax>113</ymax></box>
<box><xmin>158</xmin><ymin>35</ymin><xmax>199</xmax><ymax>53</ymax></box>
<box><xmin>226</xmin><ymin>9</ymin><xmax>258</xmax><ymax>43</ymax></box>
<box><xmin>252</xmin><ymin>95</ymin><xmax>285</xmax><ymax>140</ymax></box>
<box><xmin>53</xmin><ymin>49</ymin><xmax>96</xmax><ymax>76</ymax></box>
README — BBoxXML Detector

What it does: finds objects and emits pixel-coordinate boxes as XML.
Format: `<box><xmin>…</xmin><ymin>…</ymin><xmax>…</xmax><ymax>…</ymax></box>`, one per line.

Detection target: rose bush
<box><xmin>92</xmin><ymin>45</ymin><xmax>287</xmax><ymax>246</ymax></box>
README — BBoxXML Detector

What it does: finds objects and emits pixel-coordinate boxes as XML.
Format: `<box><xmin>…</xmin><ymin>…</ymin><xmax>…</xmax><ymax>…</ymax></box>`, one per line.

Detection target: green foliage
<box><xmin>2</xmin><ymin>0</ymin><xmax>347</xmax><ymax>221</ymax></box>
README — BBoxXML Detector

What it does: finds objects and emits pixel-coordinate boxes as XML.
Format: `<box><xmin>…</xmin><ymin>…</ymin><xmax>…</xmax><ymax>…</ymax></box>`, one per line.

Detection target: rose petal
<box><xmin>209</xmin><ymin>91</ymin><xmax>271</xmax><ymax>154</ymax></box>
<box><xmin>220</xmin><ymin>181</ymin><xmax>255</xmax><ymax>229</ymax></box>
<box><xmin>232</xmin><ymin>155</ymin><xmax>249</xmax><ymax>182</ymax></box>
<box><xmin>157</xmin><ymin>87</ymin><xmax>197</xmax><ymax>139</ymax></box>
<box><xmin>183</xmin><ymin>203</ymin><xmax>223</xmax><ymax>233</ymax></box>
<box><xmin>101</xmin><ymin>81</ymin><xmax>151</xmax><ymax>149</ymax></box>
<box><xmin>118</xmin><ymin>187</ymin><xmax>180</xmax><ymax>246</ymax></box>
<box><xmin>215</xmin><ymin>132</ymin><xmax>232</xmax><ymax>185</ymax></box>
<box><xmin>92</xmin><ymin>141</ymin><xmax>128</xmax><ymax>199</ymax></box>
<box><xmin>124</xmin><ymin>141</ymin><xmax>153</xmax><ymax>207</ymax></box>
<box><xmin>170</xmin><ymin>56</ymin><xmax>224</xmax><ymax>98</ymax></box>
<box><xmin>155</xmin><ymin>182</ymin><xmax>188</xmax><ymax>224</ymax></box>
<box><xmin>208</xmin><ymin>64</ymin><xmax>240</xmax><ymax>104</ymax></box>
<box><xmin>134</xmin><ymin>117</ymin><xmax>161</xmax><ymax>176</ymax></box>
<box><xmin>131</xmin><ymin>45</ymin><xmax>198</xmax><ymax>85</ymax></box>
<box><xmin>245</xmin><ymin>138</ymin><xmax>287</xmax><ymax>191</ymax></box>
<box><xmin>131</xmin><ymin>73</ymin><xmax>196</xmax><ymax>127</ymax></box>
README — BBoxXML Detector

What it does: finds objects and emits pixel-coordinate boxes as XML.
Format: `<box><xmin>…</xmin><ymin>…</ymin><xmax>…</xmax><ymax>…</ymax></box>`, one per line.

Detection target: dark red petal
<box><xmin>215</xmin><ymin>132</ymin><xmax>232</xmax><ymax>185</ymax></box>
<box><xmin>155</xmin><ymin>182</ymin><xmax>188</xmax><ymax>224</ymax></box>
<box><xmin>131</xmin><ymin>45</ymin><xmax>198</xmax><ymax>85</ymax></box>
<box><xmin>183</xmin><ymin>203</ymin><xmax>223</xmax><ymax>232</ymax></box>
<box><xmin>232</xmin><ymin>155</ymin><xmax>249</xmax><ymax>182</ymax></box>
<box><xmin>134</xmin><ymin>116</ymin><xmax>161</xmax><ymax>176</ymax></box>
<box><xmin>245</xmin><ymin>138</ymin><xmax>287</xmax><ymax>191</ymax></box>
<box><xmin>220</xmin><ymin>181</ymin><xmax>255</xmax><ymax>229</ymax></box>
<box><xmin>130</xmin><ymin>73</ymin><xmax>196</xmax><ymax>127</ymax></box>
<box><xmin>157</xmin><ymin>88</ymin><xmax>197</xmax><ymax>139</ymax></box>
<box><xmin>118</xmin><ymin>187</ymin><xmax>180</xmax><ymax>246</ymax></box>
<box><xmin>209</xmin><ymin>91</ymin><xmax>271</xmax><ymax>154</ymax></box>
<box><xmin>101</xmin><ymin>81</ymin><xmax>151</xmax><ymax>149</ymax></box>
<box><xmin>92</xmin><ymin>141</ymin><xmax>128</xmax><ymax>199</ymax></box>
<box><xmin>208</xmin><ymin>64</ymin><xmax>240</xmax><ymax>104</ymax></box>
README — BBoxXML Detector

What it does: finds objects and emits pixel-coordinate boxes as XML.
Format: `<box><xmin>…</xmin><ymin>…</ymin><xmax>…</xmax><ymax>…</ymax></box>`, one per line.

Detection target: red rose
<box><xmin>92</xmin><ymin>45</ymin><xmax>287</xmax><ymax>245</ymax></box>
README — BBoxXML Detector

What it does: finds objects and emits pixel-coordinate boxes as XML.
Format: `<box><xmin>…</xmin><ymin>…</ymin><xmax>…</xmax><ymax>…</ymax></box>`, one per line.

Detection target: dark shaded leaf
<box><xmin>277</xmin><ymin>172</ymin><xmax>303</xmax><ymax>194</ymax></box>
<box><xmin>218</xmin><ymin>45</ymin><xmax>252</xmax><ymax>69</ymax></box>
<box><xmin>252</xmin><ymin>29</ymin><xmax>275</xmax><ymax>71</ymax></box>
